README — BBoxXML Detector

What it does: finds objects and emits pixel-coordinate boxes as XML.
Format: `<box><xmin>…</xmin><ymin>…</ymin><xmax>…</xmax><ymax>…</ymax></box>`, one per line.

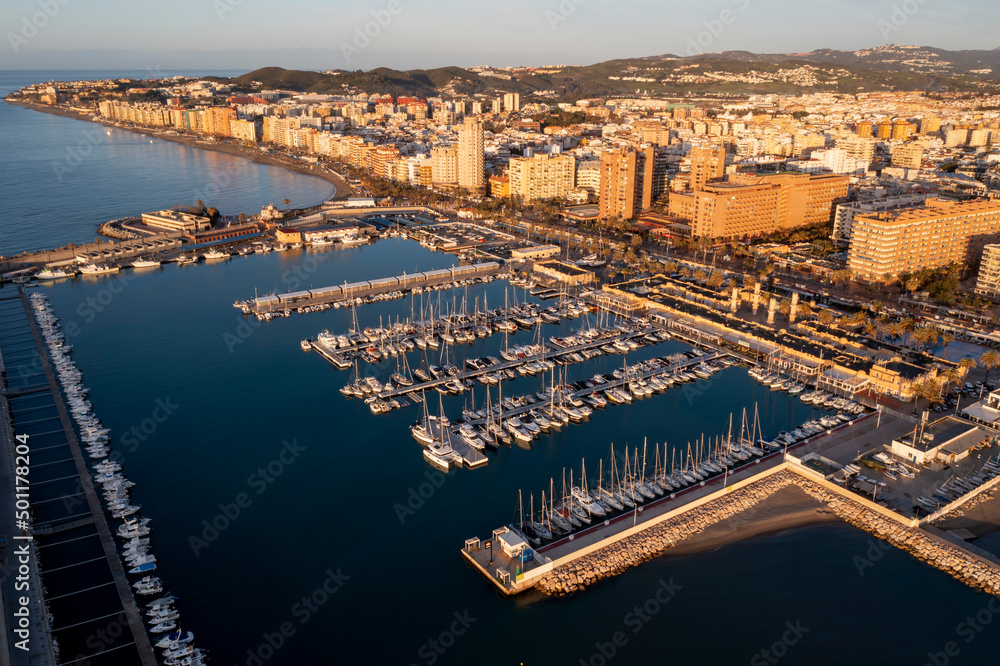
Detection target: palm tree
<box><xmin>796</xmin><ymin>302</ymin><xmax>814</xmax><ymax>320</ymax></box>
<box><xmin>900</xmin><ymin>318</ymin><xmax>916</xmax><ymax>347</ymax></box>
<box><xmin>708</xmin><ymin>273</ymin><xmax>725</xmax><ymax>289</ymax></box>
<box><xmin>885</xmin><ymin>322</ymin><xmax>905</xmax><ymax>343</ymax></box>
<box><xmin>979</xmin><ymin>350</ymin><xmax>1000</xmax><ymax>388</ymax></box>
<box><xmin>778</xmin><ymin>299</ymin><xmax>791</xmax><ymax>317</ymax></box>
<box><xmin>818</xmin><ymin>310</ymin><xmax>835</xmax><ymax>327</ymax></box>
<box><xmin>958</xmin><ymin>357</ymin><xmax>977</xmax><ymax>385</ymax></box>
<box><xmin>283</xmin><ymin>198</ymin><xmax>291</xmax><ymax>210</ymax></box>
<box><xmin>940</xmin><ymin>331</ymin><xmax>956</xmax><ymax>358</ymax></box>
<box><xmin>938</xmin><ymin>367</ymin><xmax>962</xmax><ymax>397</ymax></box>
<box><xmin>693</xmin><ymin>269</ymin><xmax>708</xmax><ymax>283</ymax></box>
<box><xmin>911</xmin><ymin>326</ymin><xmax>938</xmax><ymax>350</ymax></box>
<box><xmin>862</xmin><ymin>322</ymin><xmax>878</xmax><ymax>339</ymax></box>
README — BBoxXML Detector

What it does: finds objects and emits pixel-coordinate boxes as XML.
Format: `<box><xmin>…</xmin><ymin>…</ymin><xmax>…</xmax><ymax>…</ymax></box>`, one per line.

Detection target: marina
<box><xmin>24</xmin><ymin>291</ymin><xmax>206</xmax><ymax>665</ymax></box>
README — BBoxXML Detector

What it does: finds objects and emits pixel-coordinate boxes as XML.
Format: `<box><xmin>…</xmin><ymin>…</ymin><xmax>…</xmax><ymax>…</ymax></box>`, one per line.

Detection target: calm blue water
<box><xmin>7</xmin><ymin>71</ymin><xmax>1000</xmax><ymax>666</ymax></box>
<box><xmin>0</xmin><ymin>70</ymin><xmax>333</xmax><ymax>255</ymax></box>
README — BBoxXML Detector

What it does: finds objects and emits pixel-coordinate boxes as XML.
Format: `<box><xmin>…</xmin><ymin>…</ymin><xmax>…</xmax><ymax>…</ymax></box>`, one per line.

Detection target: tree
<box><xmin>778</xmin><ymin>299</ymin><xmax>791</xmax><ymax>317</ymax></box>
<box><xmin>958</xmin><ymin>357</ymin><xmax>977</xmax><ymax>381</ymax></box>
<box><xmin>693</xmin><ymin>269</ymin><xmax>708</xmax><ymax>283</ymax></box>
<box><xmin>940</xmin><ymin>331</ymin><xmax>955</xmax><ymax>358</ymax></box>
<box><xmin>938</xmin><ymin>367</ymin><xmax>963</xmax><ymax>396</ymax></box>
<box><xmin>708</xmin><ymin>273</ymin><xmax>725</xmax><ymax>289</ymax></box>
<box><xmin>900</xmin><ymin>318</ymin><xmax>917</xmax><ymax>347</ymax></box>
<box><xmin>630</xmin><ymin>234</ymin><xmax>643</xmax><ymax>249</ymax></box>
<box><xmin>911</xmin><ymin>326</ymin><xmax>938</xmax><ymax>349</ymax></box>
<box><xmin>979</xmin><ymin>350</ymin><xmax>1000</xmax><ymax>388</ymax></box>
<box><xmin>818</xmin><ymin>310</ymin><xmax>835</xmax><ymax>326</ymax></box>
<box><xmin>283</xmin><ymin>198</ymin><xmax>291</xmax><ymax>210</ymax></box>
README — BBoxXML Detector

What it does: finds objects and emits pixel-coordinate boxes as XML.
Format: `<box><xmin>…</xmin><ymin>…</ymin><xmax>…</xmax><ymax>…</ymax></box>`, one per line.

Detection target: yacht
<box><xmin>202</xmin><ymin>248</ymin><xmax>229</xmax><ymax>260</ymax></box>
<box><xmin>310</xmin><ymin>237</ymin><xmax>334</xmax><ymax>246</ymax></box>
<box><xmin>176</xmin><ymin>254</ymin><xmax>197</xmax><ymax>265</ymax></box>
<box><xmin>131</xmin><ymin>257</ymin><xmax>161</xmax><ymax>268</ymax></box>
<box><xmin>35</xmin><ymin>269</ymin><xmax>70</xmax><ymax>280</ymax></box>
<box><xmin>300</xmin><ymin>339</ymin><xmax>312</xmax><ymax>351</ymax></box>
<box><xmin>423</xmin><ymin>440</ymin><xmax>457</xmax><ymax>470</ymax></box>
<box><xmin>340</xmin><ymin>234</ymin><xmax>368</xmax><ymax>246</ymax></box>
<box><xmin>78</xmin><ymin>263</ymin><xmax>120</xmax><ymax>275</ymax></box>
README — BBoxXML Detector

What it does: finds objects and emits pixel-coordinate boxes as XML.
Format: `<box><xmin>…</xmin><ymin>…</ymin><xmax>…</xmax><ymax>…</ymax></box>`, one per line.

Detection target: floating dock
<box><xmin>0</xmin><ymin>289</ymin><xmax>157</xmax><ymax>665</ymax></box>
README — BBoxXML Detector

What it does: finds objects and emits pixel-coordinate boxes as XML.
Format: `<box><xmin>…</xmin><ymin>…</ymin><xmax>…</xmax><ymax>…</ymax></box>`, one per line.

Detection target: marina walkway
<box><xmin>0</xmin><ymin>289</ymin><xmax>157</xmax><ymax>666</ymax></box>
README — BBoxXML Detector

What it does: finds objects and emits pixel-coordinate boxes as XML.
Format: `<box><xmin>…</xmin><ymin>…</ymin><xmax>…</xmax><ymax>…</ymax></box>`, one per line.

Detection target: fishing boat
<box><xmin>131</xmin><ymin>257</ymin><xmax>161</xmax><ymax>268</ymax></box>
<box><xmin>36</xmin><ymin>268</ymin><xmax>70</xmax><ymax>280</ymax></box>
<box><xmin>202</xmin><ymin>248</ymin><xmax>229</xmax><ymax>260</ymax></box>
<box><xmin>78</xmin><ymin>263</ymin><xmax>120</xmax><ymax>275</ymax></box>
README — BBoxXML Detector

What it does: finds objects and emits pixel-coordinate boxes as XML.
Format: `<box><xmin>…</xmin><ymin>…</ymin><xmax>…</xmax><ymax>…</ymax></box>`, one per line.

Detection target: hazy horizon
<box><xmin>3</xmin><ymin>0</ymin><xmax>996</xmax><ymax>71</ymax></box>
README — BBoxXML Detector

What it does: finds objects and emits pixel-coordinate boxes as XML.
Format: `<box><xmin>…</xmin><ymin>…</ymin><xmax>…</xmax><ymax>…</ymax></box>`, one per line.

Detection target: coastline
<box><xmin>663</xmin><ymin>484</ymin><xmax>841</xmax><ymax>557</ymax></box>
<box><xmin>4</xmin><ymin>98</ymin><xmax>353</xmax><ymax>202</ymax></box>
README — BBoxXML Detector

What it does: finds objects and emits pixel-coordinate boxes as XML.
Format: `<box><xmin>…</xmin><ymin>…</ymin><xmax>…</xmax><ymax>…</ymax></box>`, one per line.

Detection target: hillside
<box><xmin>208</xmin><ymin>46</ymin><xmax>1000</xmax><ymax>99</ymax></box>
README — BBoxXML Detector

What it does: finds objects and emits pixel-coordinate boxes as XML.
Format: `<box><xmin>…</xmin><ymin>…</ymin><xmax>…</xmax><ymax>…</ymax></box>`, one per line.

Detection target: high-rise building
<box><xmin>920</xmin><ymin>116</ymin><xmax>942</xmax><ymax>135</ymax></box>
<box><xmin>875</xmin><ymin>121</ymin><xmax>894</xmax><ymax>140</ymax></box>
<box><xmin>430</xmin><ymin>146</ymin><xmax>458</xmax><ymax>187</ymax></box>
<box><xmin>975</xmin><ymin>244</ymin><xmax>1000</xmax><ymax>299</ymax></box>
<box><xmin>848</xmin><ymin>198</ymin><xmax>1000</xmax><ymax>282</ymax></box>
<box><xmin>491</xmin><ymin>99</ymin><xmax>503</xmax><ymax>114</ymax></box>
<box><xmin>689</xmin><ymin>145</ymin><xmax>726</xmax><ymax>191</ymax></box>
<box><xmin>855</xmin><ymin>121</ymin><xmax>873</xmax><ymax>138</ymax></box>
<box><xmin>667</xmin><ymin>173</ymin><xmax>849</xmax><ymax>239</ymax></box>
<box><xmin>976</xmin><ymin>244</ymin><xmax>1000</xmax><ymax>298</ymax></box>
<box><xmin>503</xmin><ymin>93</ymin><xmax>520</xmax><ymax>113</ymax></box>
<box><xmin>457</xmin><ymin>116</ymin><xmax>485</xmax><ymax>192</ymax></box>
<box><xmin>832</xmin><ymin>193</ymin><xmax>928</xmax><ymax>244</ymax></box>
<box><xmin>575</xmin><ymin>159</ymin><xmax>602</xmax><ymax>196</ymax></box>
<box><xmin>891</xmin><ymin>143</ymin><xmax>924</xmax><ymax>170</ymax></box>
<box><xmin>945</xmin><ymin>128</ymin><xmax>969</xmax><ymax>147</ymax></box>
<box><xmin>508</xmin><ymin>154</ymin><xmax>576</xmax><ymax>200</ymax></box>
<box><xmin>970</xmin><ymin>128</ymin><xmax>990</xmax><ymax>147</ymax></box>
<box><xmin>891</xmin><ymin>121</ymin><xmax>913</xmax><ymax>141</ymax></box>
<box><xmin>597</xmin><ymin>147</ymin><xmax>660</xmax><ymax>220</ymax></box>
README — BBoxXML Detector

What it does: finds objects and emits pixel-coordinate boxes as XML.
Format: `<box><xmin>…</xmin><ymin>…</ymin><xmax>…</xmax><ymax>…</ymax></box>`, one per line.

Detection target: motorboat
<box><xmin>78</xmin><ymin>263</ymin><xmax>120</xmax><ymax>275</ymax></box>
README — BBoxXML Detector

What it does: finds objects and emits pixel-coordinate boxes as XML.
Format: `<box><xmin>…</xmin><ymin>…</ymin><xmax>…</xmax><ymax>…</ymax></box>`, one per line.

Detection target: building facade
<box><xmin>848</xmin><ymin>198</ymin><xmax>1000</xmax><ymax>282</ymax></box>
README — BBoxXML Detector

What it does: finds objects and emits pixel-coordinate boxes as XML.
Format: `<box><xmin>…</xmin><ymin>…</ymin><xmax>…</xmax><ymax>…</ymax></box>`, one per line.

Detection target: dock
<box><xmin>241</xmin><ymin>262</ymin><xmax>502</xmax><ymax>316</ymax></box>
<box><xmin>0</xmin><ymin>289</ymin><xmax>157</xmax><ymax>665</ymax></box>
<box><xmin>427</xmin><ymin>418</ymin><xmax>488</xmax><ymax>469</ymax></box>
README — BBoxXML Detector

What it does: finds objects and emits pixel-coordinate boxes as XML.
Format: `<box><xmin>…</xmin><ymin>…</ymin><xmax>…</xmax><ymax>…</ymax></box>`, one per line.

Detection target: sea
<box><xmin>5</xmin><ymin>71</ymin><xmax>1000</xmax><ymax>666</ymax></box>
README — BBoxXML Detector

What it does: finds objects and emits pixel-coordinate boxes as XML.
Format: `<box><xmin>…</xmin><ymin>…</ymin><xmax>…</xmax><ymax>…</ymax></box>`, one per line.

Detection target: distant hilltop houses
<box><xmin>14</xmin><ymin>63</ymin><xmax>1000</xmax><ymax>285</ymax></box>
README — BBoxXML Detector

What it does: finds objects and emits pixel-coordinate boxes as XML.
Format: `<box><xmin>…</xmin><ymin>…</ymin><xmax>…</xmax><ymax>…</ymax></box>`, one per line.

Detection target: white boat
<box><xmin>176</xmin><ymin>254</ymin><xmax>197</xmax><ymax>265</ymax></box>
<box><xmin>36</xmin><ymin>269</ymin><xmax>69</xmax><ymax>280</ymax></box>
<box><xmin>131</xmin><ymin>258</ymin><xmax>161</xmax><ymax>268</ymax></box>
<box><xmin>78</xmin><ymin>263</ymin><xmax>120</xmax><ymax>275</ymax></box>
<box><xmin>423</xmin><ymin>440</ymin><xmax>456</xmax><ymax>470</ymax></box>
<box><xmin>202</xmin><ymin>248</ymin><xmax>229</xmax><ymax>260</ymax></box>
<box><xmin>340</xmin><ymin>234</ymin><xmax>368</xmax><ymax>246</ymax></box>
<box><xmin>310</xmin><ymin>237</ymin><xmax>334</xmax><ymax>246</ymax></box>
<box><xmin>300</xmin><ymin>339</ymin><xmax>312</xmax><ymax>351</ymax></box>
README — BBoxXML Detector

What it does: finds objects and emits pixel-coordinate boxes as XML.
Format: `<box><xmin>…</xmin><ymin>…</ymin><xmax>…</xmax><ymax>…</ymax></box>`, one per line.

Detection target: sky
<box><xmin>1</xmin><ymin>0</ymin><xmax>997</xmax><ymax>72</ymax></box>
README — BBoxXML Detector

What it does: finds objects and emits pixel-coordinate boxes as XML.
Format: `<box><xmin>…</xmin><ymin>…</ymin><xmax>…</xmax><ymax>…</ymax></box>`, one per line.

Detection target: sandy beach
<box><xmin>665</xmin><ymin>484</ymin><xmax>842</xmax><ymax>557</ymax></box>
<box><xmin>5</xmin><ymin>98</ymin><xmax>353</xmax><ymax>201</ymax></box>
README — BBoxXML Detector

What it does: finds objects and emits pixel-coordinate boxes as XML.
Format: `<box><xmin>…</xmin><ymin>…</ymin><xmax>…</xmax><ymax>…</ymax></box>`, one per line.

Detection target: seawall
<box><xmin>535</xmin><ymin>467</ymin><xmax>1000</xmax><ymax>597</ymax></box>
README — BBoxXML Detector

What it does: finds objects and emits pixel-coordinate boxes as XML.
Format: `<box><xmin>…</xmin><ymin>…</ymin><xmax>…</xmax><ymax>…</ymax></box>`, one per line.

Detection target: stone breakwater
<box><xmin>535</xmin><ymin>470</ymin><xmax>1000</xmax><ymax>597</ymax></box>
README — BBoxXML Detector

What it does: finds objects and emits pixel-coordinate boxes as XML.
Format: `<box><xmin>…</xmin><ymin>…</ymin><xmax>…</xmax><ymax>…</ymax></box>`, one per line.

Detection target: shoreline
<box><xmin>4</xmin><ymin>98</ymin><xmax>353</xmax><ymax>202</ymax></box>
<box><xmin>663</xmin><ymin>484</ymin><xmax>841</xmax><ymax>557</ymax></box>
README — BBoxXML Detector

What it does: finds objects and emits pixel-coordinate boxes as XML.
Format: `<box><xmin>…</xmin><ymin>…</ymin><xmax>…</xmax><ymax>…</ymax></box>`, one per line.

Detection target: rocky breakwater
<box><xmin>535</xmin><ymin>469</ymin><xmax>1000</xmax><ymax>597</ymax></box>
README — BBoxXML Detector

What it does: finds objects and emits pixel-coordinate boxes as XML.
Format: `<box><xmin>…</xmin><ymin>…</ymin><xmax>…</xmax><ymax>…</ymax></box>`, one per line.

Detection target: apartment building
<box><xmin>975</xmin><ymin>244</ymin><xmax>1000</xmax><ymax>299</ymax></box>
<box><xmin>457</xmin><ymin>116</ymin><xmax>485</xmax><ymax>192</ymax></box>
<box><xmin>891</xmin><ymin>143</ymin><xmax>924</xmax><ymax>170</ymax></box>
<box><xmin>508</xmin><ymin>154</ymin><xmax>576</xmax><ymax>200</ymax></box>
<box><xmin>848</xmin><ymin>198</ymin><xmax>1000</xmax><ymax>282</ymax></box>
<box><xmin>832</xmin><ymin>193</ymin><xmax>928</xmax><ymax>244</ymax></box>
<box><xmin>668</xmin><ymin>172</ymin><xmax>849</xmax><ymax>239</ymax></box>
<box><xmin>689</xmin><ymin>145</ymin><xmax>726</xmax><ymax>191</ymax></box>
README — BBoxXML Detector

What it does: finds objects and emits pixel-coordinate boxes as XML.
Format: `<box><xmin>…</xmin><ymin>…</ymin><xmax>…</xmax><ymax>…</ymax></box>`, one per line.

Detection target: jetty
<box><xmin>0</xmin><ymin>289</ymin><xmax>157</xmax><ymax>666</ymax></box>
<box><xmin>462</xmin><ymin>409</ymin><xmax>1000</xmax><ymax>599</ymax></box>
<box><xmin>238</xmin><ymin>262</ymin><xmax>502</xmax><ymax>317</ymax></box>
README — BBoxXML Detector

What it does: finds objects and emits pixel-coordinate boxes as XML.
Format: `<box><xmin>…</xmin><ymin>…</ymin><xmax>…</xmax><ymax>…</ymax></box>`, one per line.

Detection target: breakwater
<box><xmin>535</xmin><ymin>467</ymin><xmax>1000</xmax><ymax>597</ymax></box>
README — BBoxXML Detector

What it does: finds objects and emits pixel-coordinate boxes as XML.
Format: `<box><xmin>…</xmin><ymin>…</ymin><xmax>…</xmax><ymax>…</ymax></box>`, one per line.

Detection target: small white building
<box><xmin>890</xmin><ymin>416</ymin><xmax>985</xmax><ymax>465</ymax></box>
<box><xmin>511</xmin><ymin>244</ymin><xmax>560</xmax><ymax>261</ymax></box>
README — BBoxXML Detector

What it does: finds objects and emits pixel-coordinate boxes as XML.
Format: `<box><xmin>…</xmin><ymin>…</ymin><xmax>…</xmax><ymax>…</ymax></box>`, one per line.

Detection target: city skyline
<box><xmin>3</xmin><ymin>0</ymin><xmax>998</xmax><ymax>70</ymax></box>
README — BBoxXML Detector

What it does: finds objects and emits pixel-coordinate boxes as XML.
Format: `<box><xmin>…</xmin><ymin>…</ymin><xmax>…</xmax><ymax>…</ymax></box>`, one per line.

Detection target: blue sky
<box><xmin>2</xmin><ymin>0</ymin><xmax>996</xmax><ymax>71</ymax></box>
